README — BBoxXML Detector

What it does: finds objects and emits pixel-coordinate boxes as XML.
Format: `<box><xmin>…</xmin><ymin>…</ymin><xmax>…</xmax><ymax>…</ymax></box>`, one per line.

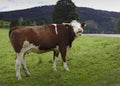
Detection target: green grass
<box><xmin>0</xmin><ymin>28</ymin><xmax>120</xmax><ymax>86</ymax></box>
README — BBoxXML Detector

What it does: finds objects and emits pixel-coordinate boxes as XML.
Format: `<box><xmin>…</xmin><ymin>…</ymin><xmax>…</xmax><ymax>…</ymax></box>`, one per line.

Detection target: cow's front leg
<box><xmin>59</xmin><ymin>45</ymin><xmax>70</xmax><ymax>71</ymax></box>
<box><xmin>53</xmin><ymin>51</ymin><xmax>59</xmax><ymax>71</ymax></box>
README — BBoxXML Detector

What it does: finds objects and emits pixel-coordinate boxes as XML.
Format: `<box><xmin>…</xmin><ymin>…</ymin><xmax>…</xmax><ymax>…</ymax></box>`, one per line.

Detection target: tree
<box><xmin>25</xmin><ymin>20</ymin><xmax>33</xmax><ymax>26</ymax></box>
<box><xmin>0</xmin><ymin>20</ymin><xmax>4</xmax><ymax>28</ymax></box>
<box><xmin>0</xmin><ymin>14</ymin><xmax>3</xmax><ymax>20</ymax></box>
<box><xmin>32</xmin><ymin>21</ymin><xmax>37</xmax><ymax>26</ymax></box>
<box><xmin>18</xmin><ymin>17</ymin><xmax>24</xmax><ymax>26</ymax></box>
<box><xmin>52</xmin><ymin>0</ymin><xmax>79</xmax><ymax>23</ymax></box>
<box><xmin>115</xmin><ymin>18</ymin><xmax>120</xmax><ymax>33</ymax></box>
<box><xmin>10</xmin><ymin>19</ymin><xmax>19</xmax><ymax>28</ymax></box>
<box><xmin>37</xmin><ymin>20</ymin><xmax>45</xmax><ymax>25</ymax></box>
<box><xmin>10</xmin><ymin>17</ymin><xmax>36</xmax><ymax>28</ymax></box>
<box><xmin>10</xmin><ymin>17</ymin><xmax>24</xmax><ymax>28</ymax></box>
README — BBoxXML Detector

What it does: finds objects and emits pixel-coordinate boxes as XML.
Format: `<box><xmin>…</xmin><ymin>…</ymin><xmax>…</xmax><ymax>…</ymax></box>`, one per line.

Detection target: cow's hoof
<box><xmin>26</xmin><ymin>74</ymin><xmax>31</xmax><ymax>77</ymax></box>
<box><xmin>26</xmin><ymin>72</ymin><xmax>31</xmax><ymax>77</ymax></box>
<box><xmin>53</xmin><ymin>68</ymin><xmax>57</xmax><ymax>71</ymax></box>
<box><xmin>65</xmin><ymin>68</ymin><xmax>70</xmax><ymax>71</ymax></box>
<box><xmin>17</xmin><ymin>76</ymin><xmax>22</xmax><ymax>80</ymax></box>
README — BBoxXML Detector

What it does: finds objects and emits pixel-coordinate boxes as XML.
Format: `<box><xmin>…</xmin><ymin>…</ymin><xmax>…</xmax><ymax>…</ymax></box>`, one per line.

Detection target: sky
<box><xmin>0</xmin><ymin>0</ymin><xmax>120</xmax><ymax>12</ymax></box>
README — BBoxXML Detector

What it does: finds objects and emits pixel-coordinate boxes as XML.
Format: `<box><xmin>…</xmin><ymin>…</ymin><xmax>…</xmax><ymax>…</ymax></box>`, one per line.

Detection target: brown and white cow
<box><xmin>9</xmin><ymin>20</ymin><xmax>86</xmax><ymax>80</ymax></box>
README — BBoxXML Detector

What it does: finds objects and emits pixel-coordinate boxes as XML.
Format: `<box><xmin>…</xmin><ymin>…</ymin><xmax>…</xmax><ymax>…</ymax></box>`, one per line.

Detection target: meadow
<box><xmin>0</xmin><ymin>28</ymin><xmax>120</xmax><ymax>86</ymax></box>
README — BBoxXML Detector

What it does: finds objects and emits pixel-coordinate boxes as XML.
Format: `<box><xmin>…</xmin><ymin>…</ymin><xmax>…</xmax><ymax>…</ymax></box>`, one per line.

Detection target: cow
<box><xmin>9</xmin><ymin>20</ymin><xmax>86</xmax><ymax>80</ymax></box>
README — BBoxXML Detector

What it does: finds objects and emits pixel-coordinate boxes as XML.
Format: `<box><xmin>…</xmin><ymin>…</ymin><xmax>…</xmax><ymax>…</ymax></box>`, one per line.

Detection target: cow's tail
<box><xmin>9</xmin><ymin>29</ymin><xmax>12</xmax><ymax>37</ymax></box>
<box><xmin>9</xmin><ymin>27</ymin><xmax>16</xmax><ymax>37</ymax></box>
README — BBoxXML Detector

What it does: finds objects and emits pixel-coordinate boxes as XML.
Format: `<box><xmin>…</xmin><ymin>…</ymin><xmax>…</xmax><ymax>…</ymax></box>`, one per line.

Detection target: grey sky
<box><xmin>0</xmin><ymin>0</ymin><xmax>120</xmax><ymax>12</ymax></box>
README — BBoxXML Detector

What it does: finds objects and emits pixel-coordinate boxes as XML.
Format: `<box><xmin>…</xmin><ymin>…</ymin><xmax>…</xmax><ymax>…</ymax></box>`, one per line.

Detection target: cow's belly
<box><xmin>29</xmin><ymin>48</ymin><xmax>51</xmax><ymax>54</ymax></box>
<box><xmin>21</xmin><ymin>40</ymin><xmax>57</xmax><ymax>54</ymax></box>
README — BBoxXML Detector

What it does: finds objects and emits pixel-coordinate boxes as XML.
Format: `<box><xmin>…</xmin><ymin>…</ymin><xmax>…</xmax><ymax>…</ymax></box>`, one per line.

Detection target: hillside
<box><xmin>0</xmin><ymin>5</ymin><xmax>120</xmax><ymax>33</ymax></box>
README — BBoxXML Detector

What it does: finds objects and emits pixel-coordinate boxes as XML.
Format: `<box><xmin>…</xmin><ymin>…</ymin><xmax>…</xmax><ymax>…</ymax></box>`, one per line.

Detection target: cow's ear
<box><xmin>65</xmin><ymin>24</ymin><xmax>70</xmax><ymax>29</ymax></box>
<box><xmin>81</xmin><ymin>22</ymin><xmax>86</xmax><ymax>28</ymax></box>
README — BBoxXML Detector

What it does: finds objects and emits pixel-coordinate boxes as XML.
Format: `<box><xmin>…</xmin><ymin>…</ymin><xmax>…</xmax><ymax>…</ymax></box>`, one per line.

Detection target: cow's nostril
<box><xmin>78</xmin><ymin>28</ymin><xmax>83</xmax><ymax>32</ymax></box>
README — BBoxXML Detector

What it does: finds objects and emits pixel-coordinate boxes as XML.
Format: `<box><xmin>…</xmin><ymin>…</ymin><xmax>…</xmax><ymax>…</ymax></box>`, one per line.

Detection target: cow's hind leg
<box><xmin>21</xmin><ymin>53</ymin><xmax>31</xmax><ymax>77</ymax></box>
<box><xmin>53</xmin><ymin>51</ymin><xmax>59</xmax><ymax>71</ymax></box>
<box><xmin>15</xmin><ymin>53</ymin><xmax>23</xmax><ymax>80</ymax></box>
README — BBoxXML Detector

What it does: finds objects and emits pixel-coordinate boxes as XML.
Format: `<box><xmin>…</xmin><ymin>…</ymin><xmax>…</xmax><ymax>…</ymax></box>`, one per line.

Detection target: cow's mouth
<box><xmin>76</xmin><ymin>32</ymin><xmax>83</xmax><ymax>36</ymax></box>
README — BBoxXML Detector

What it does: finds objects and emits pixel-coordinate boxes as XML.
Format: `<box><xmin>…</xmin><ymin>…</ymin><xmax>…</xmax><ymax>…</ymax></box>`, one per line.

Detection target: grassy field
<box><xmin>0</xmin><ymin>28</ymin><xmax>120</xmax><ymax>86</ymax></box>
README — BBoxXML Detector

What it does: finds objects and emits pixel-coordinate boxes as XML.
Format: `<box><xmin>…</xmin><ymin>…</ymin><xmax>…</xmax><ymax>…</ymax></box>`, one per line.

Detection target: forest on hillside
<box><xmin>0</xmin><ymin>6</ymin><xmax>120</xmax><ymax>33</ymax></box>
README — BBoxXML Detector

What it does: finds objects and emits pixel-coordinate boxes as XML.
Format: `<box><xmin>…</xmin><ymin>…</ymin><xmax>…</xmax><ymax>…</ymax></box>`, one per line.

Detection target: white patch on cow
<box><xmin>70</xmin><ymin>20</ymin><xmax>83</xmax><ymax>35</ymax></box>
<box><xmin>21</xmin><ymin>41</ymin><xmax>39</xmax><ymax>53</ymax></box>
<box><xmin>53</xmin><ymin>45</ymin><xmax>59</xmax><ymax>52</ymax></box>
<box><xmin>63</xmin><ymin>62</ymin><xmax>70</xmax><ymax>71</ymax></box>
<box><xmin>53</xmin><ymin>24</ymin><xmax>58</xmax><ymax>35</ymax></box>
<box><xmin>21</xmin><ymin>40</ymin><xmax>49</xmax><ymax>54</ymax></box>
<box><xmin>67</xmin><ymin>46</ymin><xmax>70</xmax><ymax>51</ymax></box>
<box><xmin>53</xmin><ymin>56</ymin><xmax>58</xmax><ymax>71</ymax></box>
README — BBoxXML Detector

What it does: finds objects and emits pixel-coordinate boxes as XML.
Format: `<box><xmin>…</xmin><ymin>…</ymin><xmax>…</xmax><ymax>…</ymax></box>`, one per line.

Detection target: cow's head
<box><xmin>70</xmin><ymin>20</ymin><xmax>86</xmax><ymax>36</ymax></box>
